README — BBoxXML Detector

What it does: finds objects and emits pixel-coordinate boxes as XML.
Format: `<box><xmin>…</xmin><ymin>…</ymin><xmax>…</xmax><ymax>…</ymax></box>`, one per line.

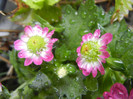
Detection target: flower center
<box><xmin>81</xmin><ymin>41</ymin><xmax>101</xmax><ymax>62</ymax></box>
<box><xmin>27</xmin><ymin>36</ymin><xmax>46</xmax><ymax>53</ymax></box>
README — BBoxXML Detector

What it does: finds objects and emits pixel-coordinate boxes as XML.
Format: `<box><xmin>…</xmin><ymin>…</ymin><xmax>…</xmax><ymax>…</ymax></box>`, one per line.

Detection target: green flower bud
<box><xmin>106</xmin><ymin>57</ymin><xmax>125</xmax><ymax>71</ymax></box>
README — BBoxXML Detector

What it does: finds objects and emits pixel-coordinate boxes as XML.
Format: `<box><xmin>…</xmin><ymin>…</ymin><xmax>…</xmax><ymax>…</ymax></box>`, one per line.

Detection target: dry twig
<box><xmin>0</xmin><ymin>76</ymin><xmax>16</xmax><ymax>82</ymax></box>
<box><xmin>0</xmin><ymin>56</ymin><xmax>10</xmax><ymax>64</ymax></box>
<box><xmin>95</xmin><ymin>0</ymin><xmax>108</xmax><ymax>3</ymax></box>
<box><xmin>0</xmin><ymin>29</ymin><xmax>21</xmax><ymax>33</ymax></box>
<box><xmin>7</xmin><ymin>65</ymin><xmax>14</xmax><ymax>76</ymax></box>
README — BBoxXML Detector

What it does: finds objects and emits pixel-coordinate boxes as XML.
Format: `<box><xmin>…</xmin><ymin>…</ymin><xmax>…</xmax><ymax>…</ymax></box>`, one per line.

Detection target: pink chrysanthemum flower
<box><xmin>14</xmin><ymin>25</ymin><xmax>58</xmax><ymax>66</ymax></box>
<box><xmin>76</xmin><ymin>29</ymin><xmax>113</xmax><ymax>77</ymax></box>
<box><xmin>97</xmin><ymin>83</ymin><xmax>133</xmax><ymax>99</ymax></box>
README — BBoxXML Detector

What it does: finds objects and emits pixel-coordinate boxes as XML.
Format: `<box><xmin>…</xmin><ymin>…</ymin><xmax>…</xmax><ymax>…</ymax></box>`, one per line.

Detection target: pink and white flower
<box><xmin>97</xmin><ymin>83</ymin><xmax>133</xmax><ymax>99</ymax></box>
<box><xmin>76</xmin><ymin>29</ymin><xmax>113</xmax><ymax>77</ymax></box>
<box><xmin>14</xmin><ymin>25</ymin><xmax>58</xmax><ymax>66</ymax></box>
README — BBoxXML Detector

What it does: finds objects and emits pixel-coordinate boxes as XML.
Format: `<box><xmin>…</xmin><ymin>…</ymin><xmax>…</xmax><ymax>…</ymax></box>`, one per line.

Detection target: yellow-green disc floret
<box><xmin>81</xmin><ymin>41</ymin><xmax>101</xmax><ymax>62</ymax></box>
<box><xmin>27</xmin><ymin>36</ymin><xmax>46</xmax><ymax>53</ymax></box>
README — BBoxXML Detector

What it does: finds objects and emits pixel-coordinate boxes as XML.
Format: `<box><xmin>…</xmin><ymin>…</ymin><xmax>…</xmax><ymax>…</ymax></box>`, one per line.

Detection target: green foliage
<box><xmin>22</xmin><ymin>0</ymin><xmax>45</xmax><ymax>9</ymax></box>
<box><xmin>84</xmin><ymin>75</ymin><xmax>98</xmax><ymax>92</ymax></box>
<box><xmin>29</xmin><ymin>72</ymin><xmax>51</xmax><ymax>91</ymax></box>
<box><xmin>34</xmin><ymin>4</ymin><xmax>61</xmax><ymax>23</ymax></box>
<box><xmin>11</xmin><ymin>8</ymin><xmax>33</xmax><ymax>25</ymax></box>
<box><xmin>10</xmin><ymin>3</ymin><xmax>61</xmax><ymax>30</ymax></box>
<box><xmin>106</xmin><ymin>57</ymin><xmax>125</xmax><ymax>71</ymax></box>
<box><xmin>0</xmin><ymin>85</ymin><xmax>10</xmax><ymax>99</ymax></box>
<box><xmin>55</xmin><ymin>72</ymin><xmax>86</xmax><ymax>99</ymax></box>
<box><xmin>22</xmin><ymin>0</ymin><xmax>60</xmax><ymax>9</ymax></box>
<box><xmin>7</xmin><ymin>0</ymin><xmax>133</xmax><ymax>99</ymax></box>
<box><xmin>10</xmin><ymin>80</ymin><xmax>34</xmax><ymax>99</ymax></box>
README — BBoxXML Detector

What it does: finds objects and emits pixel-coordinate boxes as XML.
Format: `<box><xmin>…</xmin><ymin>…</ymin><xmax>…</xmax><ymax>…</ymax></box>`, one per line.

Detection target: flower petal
<box><xmin>100</xmin><ymin>38</ymin><xmax>108</xmax><ymax>46</ymax></box>
<box><xmin>82</xmin><ymin>70</ymin><xmax>90</xmax><ymax>76</ymax></box>
<box><xmin>14</xmin><ymin>40</ymin><xmax>27</xmax><ymax>50</ymax></box>
<box><xmin>46</xmin><ymin>30</ymin><xmax>55</xmax><ymax>38</ymax></box>
<box><xmin>92</xmin><ymin>67</ymin><xmax>97</xmax><ymax>78</ymax></box>
<box><xmin>101</xmin><ymin>33</ymin><xmax>113</xmax><ymax>44</ymax></box>
<box><xmin>33</xmin><ymin>56</ymin><xmax>43</xmax><ymax>65</ymax></box>
<box><xmin>51</xmin><ymin>38</ymin><xmax>58</xmax><ymax>43</ymax></box>
<box><xmin>100</xmin><ymin>46</ymin><xmax>107</xmax><ymax>50</ymax></box>
<box><xmin>103</xmin><ymin>92</ymin><xmax>112</xmax><ymax>99</ymax></box>
<box><xmin>97</xmin><ymin>62</ymin><xmax>105</xmax><ymax>75</ymax></box>
<box><xmin>76</xmin><ymin>57</ymin><xmax>81</xmax><ymax>63</ymax></box>
<box><xmin>77</xmin><ymin>46</ymin><xmax>81</xmax><ymax>53</ymax></box>
<box><xmin>77</xmin><ymin>46</ymin><xmax>81</xmax><ymax>56</ymax></box>
<box><xmin>24</xmin><ymin>58</ymin><xmax>33</xmax><ymax>66</ymax></box>
<box><xmin>96</xmin><ymin>97</ymin><xmax>102</xmax><ymax>99</ymax></box>
<box><xmin>100</xmin><ymin>51</ymin><xmax>110</xmax><ymax>59</ymax></box>
<box><xmin>86</xmin><ymin>63</ymin><xmax>93</xmax><ymax>73</ymax></box>
<box><xmin>24</xmin><ymin>26</ymin><xmax>33</xmax><ymax>37</ymax></box>
<box><xmin>42</xmin><ymin>52</ymin><xmax>54</xmax><ymax>62</ymax></box>
<box><xmin>21</xmin><ymin>35</ymin><xmax>29</xmax><ymax>42</ymax></box>
<box><xmin>32</xmin><ymin>24</ymin><xmax>43</xmax><ymax>36</ymax></box>
<box><xmin>94</xmin><ymin>29</ymin><xmax>100</xmax><ymax>37</ymax></box>
<box><xmin>81</xmin><ymin>41</ymin><xmax>84</xmax><ymax>45</ymax></box>
<box><xmin>82</xmin><ymin>33</ymin><xmax>93</xmax><ymax>42</ymax></box>
<box><xmin>0</xmin><ymin>83</ymin><xmax>2</xmax><ymax>92</ymax></box>
<box><xmin>42</xmin><ymin>27</ymin><xmax>49</xmax><ymax>35</ymax></box>
<box><xmin>18</xmin><ymin>50</ymin><xmax>33</xmax><ymax>58</ymax></box>
<box><xmin>110</xmin><ymin>83</ymin><xmax>128</xmax><ymax>99</ymax></box>
<box><xmin>129</xmin><ymin>89</ymin><xmax>133</xmax><ymax>99</ymax></box>
<box><xmin>99</xmin><ymin>57</ymin><xmax>106</xmax><ymax>63</ymax></box>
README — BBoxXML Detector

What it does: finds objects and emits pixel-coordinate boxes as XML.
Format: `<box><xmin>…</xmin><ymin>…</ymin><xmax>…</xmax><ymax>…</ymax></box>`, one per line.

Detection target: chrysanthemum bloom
<box><xmin>14</xmin><ymin>25</ymin><xmax>58</xmax><ymax>66</ymax></box>
<box><xmin>76</xmin><ymin>29</ymin><xmax>113</xmax><ymax>77</ymax></box>
<box><xmin>97</xmin><ymin>83</ymin><xmax>133</xmax><ymax>99</ymax></box>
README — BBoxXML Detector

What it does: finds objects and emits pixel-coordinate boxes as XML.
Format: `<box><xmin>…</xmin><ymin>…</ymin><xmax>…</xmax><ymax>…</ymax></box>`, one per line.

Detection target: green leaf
<box><xmin>84</xmin><ymin>75</ymin><xmax>98</xmax><ymax>92</ymax></box>
<box><xmin>0</xmin><ymin>85</ymin><xmax>10</xmax><ymax>99</ymax></box>
<box><xmin>22</xmin><ymin>0</ymin><xmax>45</xmax><ymax>10</ymax></box>
<box><xmin>10</xmin><ymin>8</ymin><xmax>34</xmax><ymax>25</ymax></box>
<box><xmin>55</xmin><ymin>72</ymin><xmax>86</xmax><ymax>99</ymax></box>
<box><xmin>55</xmin><ymin>44</ymin><xmax>77</xmax><ymax>61</ymax></box>
<box><xmin>97</xmin><ymin>7</ymin><xmax>114</xmax><ymax>26</ymax></box>
<box><xmin>34</xmin><ymin>4</ymin><xmax>61</xmax><ymax>23</ymax></box>
<box><xmin>61</xmin><ymin>0</ymin><xmax>97</xmax><ymax>49</ymax></box>
<box><xmin>45</xmin><ymin>0</ymin><xmax>60</xmax><ymax>6</ymax></box>
<box><xmin>10</xmin><ymin>80</ymin><xmax>34</xmax><ymax>99</ymax></box>
<box><xmin>98</xmin><ymin>68</ymin><xmax>114</xmax><ymax>93</ymax></box>
<box><xmin>32</xmin><ymin>13</ymin><xmax>63</xmax><ymax>32</ymax></box>
<box><xmin>29</xmin><ymin>72</ymin><xmax>51</xmax><ymax>91</ymax></box>
<box><xmin>106</xmin><ymin>57</ymin><xmax>125</xmax><ymax>71</ymax></box>
<box><xmin>127</xmin><ymin>64</ymin><xmax>133</xmax><ymax>77</ymax></box>
<box><xmin>32</xmin><ymin>90</ymin><xmax>58</xmax><ymax>99</ymax></box>
<box><xmin>22</xmin><ymin>0</ymin><xmax>60</xmax><ymax>10</ymax></box>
